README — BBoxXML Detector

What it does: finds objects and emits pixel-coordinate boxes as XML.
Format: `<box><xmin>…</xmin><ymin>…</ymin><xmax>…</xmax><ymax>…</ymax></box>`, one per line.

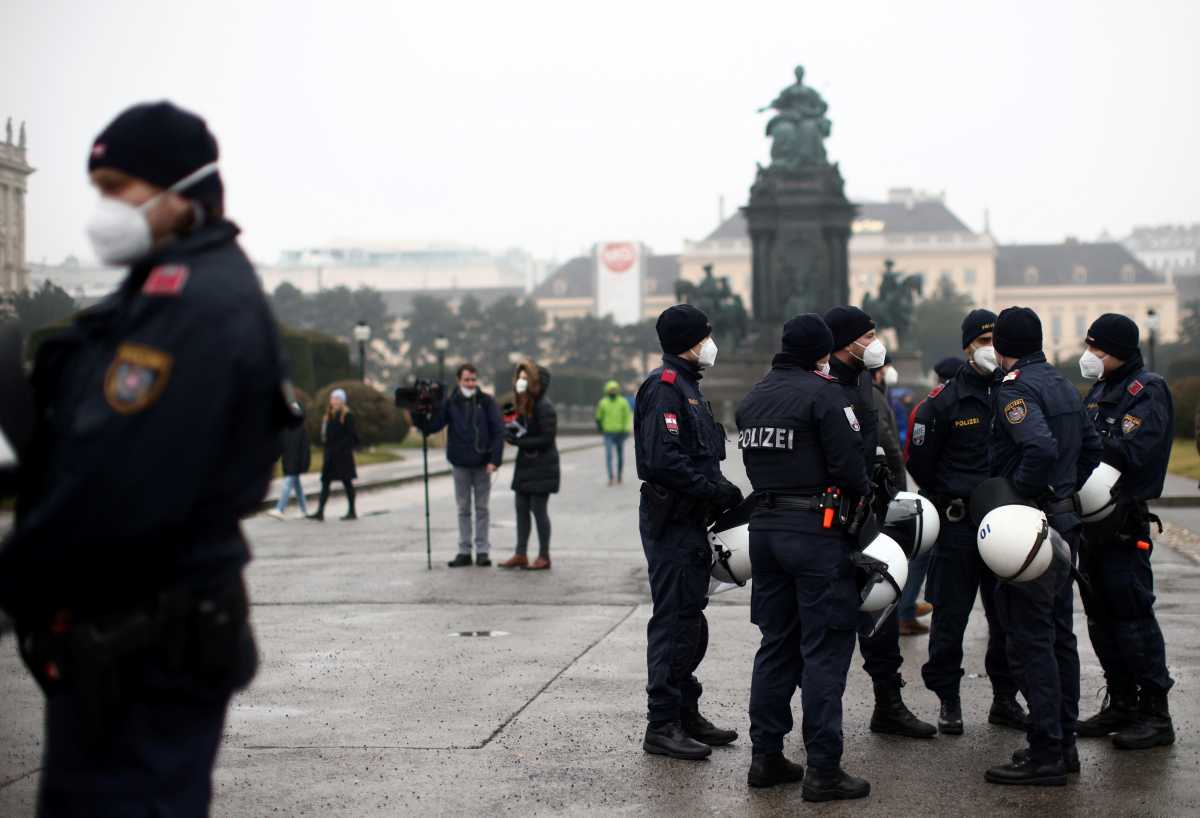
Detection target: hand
<box><xmin>486</xmin><ymin>463</ymin><xmax>497</xmax><ymax>474</ymax></box>
<box><xmin>717</xmin><ymin>479</ymin><xmax>744</xmax><ymax>511</ymax></box>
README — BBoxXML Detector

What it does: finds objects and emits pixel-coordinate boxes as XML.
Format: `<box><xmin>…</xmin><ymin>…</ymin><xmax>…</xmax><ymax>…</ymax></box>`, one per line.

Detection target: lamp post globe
<box><xmin>434</xmin><ymin>334</ymin><xmax>449</xmax><ymax>385</ymax></box>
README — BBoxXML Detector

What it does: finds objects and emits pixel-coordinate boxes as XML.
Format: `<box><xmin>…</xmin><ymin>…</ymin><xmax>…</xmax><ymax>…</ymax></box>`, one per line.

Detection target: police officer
<box><xmin>0</xmin><ymin>102</ymin><xmax>289</xmax><ymax>816</ymax></box>
<box><xmin>635</xmin><ymin>304</ymin><xmax>743</xmax><ymax>760</ymax></box>
<box><xmin>740</xmin><ymin>315</ymin><xmax>872</xmax><ymax>802</ymax></box>
<box><xmin>823</xmin><ymin>306</ymin><xmax>937</xmax><ymax>739</ymax></box>
<box><xmin>908</xmin><ymin>310</ymin><xmax>1027</xmax><ymax>734</ymax></box>
<box><xmin>984</xmin><ymin>306</ymin><xmax>1102</xmax><ymax>786</ymax></box>
<box><xmin>1075</xmin><ymin>314</ymin><xmax>1175</xmax><ymax>749</ymax></box>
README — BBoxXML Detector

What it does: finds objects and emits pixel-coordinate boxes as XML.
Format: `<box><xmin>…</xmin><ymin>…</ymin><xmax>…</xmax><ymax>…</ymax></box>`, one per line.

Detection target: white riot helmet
<box><xmin>851</xmin><ymin>531</ymin><xmax>909</xmax><ymax>637</ymax></box>
<box><xmin>884</xmin><ymin>491</ymin><xmax>941</xmax><ymax>558</ymax></box>
<box><xmin>707</xmin><ymin>497</ymin><xmax>756</xmax><ymax>596</ymax></box>
<box><xmin>971</xmin><ymin>476</ymin><xmax>1059</xmax><ymax>583</ymax></box>
<box><xmin>1076</xmin><ymin>462</ymin><xmax>1122</xmax><ymax>522</ymax></box>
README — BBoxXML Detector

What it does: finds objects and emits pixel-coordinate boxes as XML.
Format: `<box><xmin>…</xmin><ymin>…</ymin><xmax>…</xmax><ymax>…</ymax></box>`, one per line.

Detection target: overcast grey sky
<box><xmin>3</xmin><ymin>0</ymin><xmax>1198</xmax><ymax>266</ymax></box>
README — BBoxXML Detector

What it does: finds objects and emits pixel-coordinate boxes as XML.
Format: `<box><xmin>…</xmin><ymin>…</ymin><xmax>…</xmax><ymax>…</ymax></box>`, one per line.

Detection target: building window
<box><xmin>940</xmin><ymin>270</ymin><xmax>953</xmax><ymax>285</ymax></box>
<box><xmin>1051</xmin><ymin>315</ymin><xmax>1062</xmax><ymax>341</ymax></box>
<box><xmin>1120</xmin><ymin>264</ymin><xmax>1136</xmax><ymax>282</ymax></box>
<box><xmin>963</xmin><ymin>268</ymin><xmax>976</xmax><ymax>286</ymax></box>
<box><xmin>1075</xmin><ymin>314</ymin><xmax>1087</xmax><ymax>338</ymax></box>
<box><xmin>1072</xmin><ymin>265</ymin><xmax>1087</xmax><ymax>283</ymax></box>
<box><xmin>1024</xmin><ymin>266</ymin><xmax>1039</xmax><ymax>285</ymax></box>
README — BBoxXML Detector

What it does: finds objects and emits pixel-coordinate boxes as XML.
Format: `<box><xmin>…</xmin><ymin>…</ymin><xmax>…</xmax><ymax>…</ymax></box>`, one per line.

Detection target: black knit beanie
<box><xmin>1086</xmin><ymin>313</ymin><xmax>1139</xmax><ymax>360</ymax></box>
<box><xmin>823</xmin><ymin>306</ymin><xmax>876</xmax><ymax>350</ymax></box>
<box><xmin>781</xmin><ymin>314</ymin><xmax>834</xmax><ymax>367</ymax></box>
<box><xmin>656</xmin><ymin>304</ymin><xmax>711</xmax><ymax>355</ymax></box>
<box><xmin>961</xmin><ymin>308</ymin><xmax>997</xmax><ymax>349</ymax></box>
<box><xmin>993</xmin><ymin>307</ymin><xmax>1043</xmax><ymax>359</ymax></box>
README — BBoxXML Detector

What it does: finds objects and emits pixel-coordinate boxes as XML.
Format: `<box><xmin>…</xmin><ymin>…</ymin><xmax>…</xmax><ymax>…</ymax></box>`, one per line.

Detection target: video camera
<box><xmin>394</xmin><ymin>377</ymin><xmax>445</xmax><ymax>416</ymax></box>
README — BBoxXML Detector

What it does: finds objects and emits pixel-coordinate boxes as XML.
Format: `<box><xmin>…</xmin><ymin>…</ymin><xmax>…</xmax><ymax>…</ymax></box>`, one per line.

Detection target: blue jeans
<box><xmin>276</xmin><ymin>474</ymin><xmax>308</xmax><ymax>514</ymax></box>
<box><xmin>899</xmin><ymin>546</ymin><xmax>932</xmax><ymax>619</ymax></box>
<box><xmin>603</xmin><ymin>433</ymin><xmax>627</xmax><ymax>481</ymax></box>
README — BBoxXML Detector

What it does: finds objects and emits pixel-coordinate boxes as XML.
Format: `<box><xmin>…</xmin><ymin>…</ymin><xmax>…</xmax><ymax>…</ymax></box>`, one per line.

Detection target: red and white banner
<box><xmin>595</xmin><ymin>241</ymin><xmax>643</xmax><ymax>325</ymax></box>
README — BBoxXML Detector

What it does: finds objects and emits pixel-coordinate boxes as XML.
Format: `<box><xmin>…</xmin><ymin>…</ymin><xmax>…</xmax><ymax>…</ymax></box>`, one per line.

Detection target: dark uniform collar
<box><xmin>1012</xmin><ymin>350</ymin><xmax>1047</xmax><ymax>370</ymax></box>
<box><xmin>957</xmin><ymin>362</ymin><xmax>992</xmax><ymax>397</ymax></box>
<box><xmin>662</xmin><ymin>353</ymin><xmax>702</xmax><ymax>381</ymax></box>
<box><xmin>829</xmin><ymin>355</ymin><xmax>862</xmax><ymax>386</ymax></box>
<box><xmin>1098</xmin><ymin>352</ymin><xmax>1146</xmax><ymax>401</ymax></box>
<box><xmin>123</xmin><ymin>219</ymin><xmax>241</xmax><ymax>292</ymax></box>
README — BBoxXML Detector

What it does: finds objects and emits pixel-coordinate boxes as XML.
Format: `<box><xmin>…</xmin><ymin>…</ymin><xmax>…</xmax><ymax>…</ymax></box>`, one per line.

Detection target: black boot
<box><xmin>1013</xmin><ymin>745</ymin><xmax>1080</xmax><ymax>774</ymax></box>
<box><xmin>870</xmin><ymin>681</ymin><xmax>937</xmax><ymax>738</ymax></box>
<box><xmin>985</xmin><ymin>754</ymin><xmax>1067</xmax><ymax>786</ymax></box>
<box><xmin>643</xmin><ymin>721</ymin><xmax>712</xmax><ymax>760</ymax></box>
<box><xmin>447</xmin><ymin>554</ymin><xmax>473</xmax><ymax>568</ymax></box>
<box><xmin>306</xmin><ymin>510</ymin><xmax>325</xmax><ymax>521</ymax></box>
<box><xmin>988</xmin><ymin>694</ymin><xmax>1029</xmax><ymax>730</ymax></box>
<box><xmin>1113</xmin><ymin>689</ymin><xmax>1175</xmax><ymax>750</ymax></box>
<box><xmin>802</xmin><ymin>767</ymin><xmax>870</xmax><ymax>802</ymax></box>
<box><xmin>681</xmin><ymin>708</ymin><xmax>737</xmax><ymax>746</ymax></box>
<box><xmin>938</xmin><ymin>696</ymin><xmax>963</xmax><ymax>735</ymax></box>
<box><xmin>1077</xmin><ymin>689</ymin><xmax>1139</xmax><ymax>737</ymax></box>
<box><xmin>747</xmin><ymin>752</ymin><xmax>804</xmax><ymax>788</ymax></box>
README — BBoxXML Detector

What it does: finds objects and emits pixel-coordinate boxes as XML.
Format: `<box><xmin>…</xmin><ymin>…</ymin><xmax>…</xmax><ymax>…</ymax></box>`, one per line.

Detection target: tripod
<box><xmin>420</xmin><ymin>428</ymin><xmax>432</xmax><ymax>570</ymax></box>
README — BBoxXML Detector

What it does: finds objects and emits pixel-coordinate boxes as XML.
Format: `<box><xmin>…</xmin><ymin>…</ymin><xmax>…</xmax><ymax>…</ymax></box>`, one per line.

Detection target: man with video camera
<box><xmin>410</xmin><ymin>363</ymin><xmax>504</xmax><ymax>567</ymax></box>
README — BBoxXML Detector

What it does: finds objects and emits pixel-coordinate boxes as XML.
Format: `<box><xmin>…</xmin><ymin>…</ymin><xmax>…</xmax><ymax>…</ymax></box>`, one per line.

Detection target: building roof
<box><xmin>702</xmin><ymin>199</ymin><xmax>971</xmax><ymax>241</ymax></box>
<box><xmin>995</xmin><ymin>242</ymin><xmax>1166</xmax><ymax>288</ymax></box>
<box><xmin>1124</xmin><ymin>223</ymin><xmax>1200</xmax><ymax>251</ymax></box>
<box><xmin>533</xmin><ymin>253</ymin><xmax>681</xmax><ymax>300</ymax></box>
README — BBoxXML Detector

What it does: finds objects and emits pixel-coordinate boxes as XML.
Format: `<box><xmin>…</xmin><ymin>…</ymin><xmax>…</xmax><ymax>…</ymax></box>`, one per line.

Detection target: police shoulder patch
<box><xmin>844</xmin><ymin>406</ymin><xmax>861</xmax><ymax>432</ymax></box>
<box><xmin>663</xmin><ymin>412</ymin><xmax>679</xmax><ymax>435</ymax></box>
<box><xmin>660</xmin><ymin>369</ymin><xmax>677</xmax><ymax>385</ymax></box>
<box><xmin>912</xmin><ymin>422</ymin><xmax>926</xmax><ymax>446</ymax></box>
<box><xmin>1002</xmin><ymin>369</ymin><xmax>1021</xmax><ymax>383</ymax></box>
<box><xmin>927</xmin><ymin>383</ymin><xmax>946</xmax><ymax>399</ymax></box>
<box><xmin>142</xmin><ymin>264</ymin><xmax>190</xmax><ymax>296</ymax></box>
<box><xmin>1121</xmin><ymin>414</ymin><xmax>1142</xmax><ymax>435</ymax></box>
<box><xmin>1004</xmin><ymin>398</ymin><xmax>1027</xmax><ymax>424</ymax></box>
<box><xmin>104</xmin><ymin>343</ymin><xmax>173</xmax><ymax>414</ymax></box>
<box><xmin>1127</xmin><ymin>379</ymin><xmax>1144</xmax><ymax>396</ymax></box>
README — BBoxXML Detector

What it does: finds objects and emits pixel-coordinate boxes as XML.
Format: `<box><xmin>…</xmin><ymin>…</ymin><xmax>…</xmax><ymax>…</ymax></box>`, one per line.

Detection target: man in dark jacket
<box><xmin>412</xmin><ymin>363</ymin><xmax>504</xmax><ymax>567</ymax></box>
<box><xmin>270</xmin><ymin>401</ymin><xmax>312</xmax><ymax>518</ymax></box>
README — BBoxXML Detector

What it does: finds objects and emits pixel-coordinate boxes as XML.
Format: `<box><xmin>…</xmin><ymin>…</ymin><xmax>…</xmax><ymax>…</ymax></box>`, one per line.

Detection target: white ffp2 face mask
<box><xmin>853</xmin><ymin>338</ymin><xmax>886</xmax><ymax>370</ymax></box>
<box><xmin>1079</xmin><ymin>350</ymin><xmax>1106</xmax><ymax>381</ymax></box>
<box><xmin>697</xmin><ymin>338</ymin><xmax>718</xmax><ymax>369</ymax></box>
<box><xmin>973</xmin><ymin>345</ymin><xmax>998</xmax><ymax>374</ymax></box>
<box><xmin>461</xmin><ymin>386</ymin><xmax>477</xmax><ymax>398</ymax></box>
<box><xmin>515</xmin><ymin>378</ymin><xmax>529</xmax><ymax>394</ymax></box>
<box><xmin>884</xmin><ymin>366</ymin><xmax>899</xmax><ymax>386</ymax></box>
<box><xmin>85</xmin><ymin>161</ymin><xmax>220</xmax><ymax>266</ymax></box>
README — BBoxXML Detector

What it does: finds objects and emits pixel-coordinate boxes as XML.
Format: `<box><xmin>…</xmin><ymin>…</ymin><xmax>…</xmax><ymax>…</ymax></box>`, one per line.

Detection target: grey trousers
<box><xmin>452</xmin><ymin>465</ymin><xmax>492</xmax><ymax>555</ymax></box>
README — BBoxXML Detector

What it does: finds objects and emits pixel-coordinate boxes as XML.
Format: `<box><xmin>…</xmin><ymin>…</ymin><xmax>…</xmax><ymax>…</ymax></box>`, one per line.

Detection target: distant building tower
<box><xmin>0</xmin><ymin>118</ymin><xmax>35</xmax><ymax>293</ymax></box>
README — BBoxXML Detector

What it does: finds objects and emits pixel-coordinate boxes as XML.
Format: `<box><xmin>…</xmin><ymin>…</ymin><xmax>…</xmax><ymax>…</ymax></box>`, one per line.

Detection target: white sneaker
<box><xmin>267</xmin><ymin>509</ymin><xmax>286</xmax><ymax>520</ymax></box>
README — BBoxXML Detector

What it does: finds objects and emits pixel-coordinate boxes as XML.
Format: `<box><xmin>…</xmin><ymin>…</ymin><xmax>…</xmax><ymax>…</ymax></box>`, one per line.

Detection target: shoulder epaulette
<box><xmin>661</xmin><ymin>369</ymin><xmax>677</xmax><ymax>385</ymax></box>
<box><xmin>1127</xmin><ymin>379</ymin><xmax>1144</xmax><ymax>396</ymax></box>
<box><xmin>928</xmin><ymin>383</ymin><xmax>946</xmax><ymax>399</ymax></box>
<box><xmin>1002</xmin><ymin>369</ymin><xmax>1020</xmax><ymax>383</ymax></box>
<box><xmin>814</xmin><ymin>369</ymin><xmax>834</xmax><ymax>381</ymax></box>
<box><xmin>142</xmin><ymin>264</ymin><xmax>190</xmax><ymax>297</ymax></box>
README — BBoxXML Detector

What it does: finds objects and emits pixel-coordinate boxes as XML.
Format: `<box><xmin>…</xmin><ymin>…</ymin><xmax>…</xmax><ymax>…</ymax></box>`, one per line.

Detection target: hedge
<box><xmin>279</xmin><ymin>326</ymin><xmax>356</xmax><ymax>393</ymax></box>
<box><xmin>308</xmin><ymin>380</ymin><xmax>410</xmax><ymax>446</ymax></box>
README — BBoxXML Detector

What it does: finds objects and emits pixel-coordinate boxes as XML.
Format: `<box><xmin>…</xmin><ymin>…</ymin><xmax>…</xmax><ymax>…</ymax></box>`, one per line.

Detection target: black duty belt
<box><xmin>1042</xmin><ymin>497</ymin><xmax>1079</xmax><ymax>516</ymax></box>
<box><xmin>761</xmin><ymin>494</ymin><xmax>821</xmax><ymax>512</ymax></box>
<box><xmin>926</xmin><ymin>493</ymin><xmax>970</xmax><ymax>523</ymax></box>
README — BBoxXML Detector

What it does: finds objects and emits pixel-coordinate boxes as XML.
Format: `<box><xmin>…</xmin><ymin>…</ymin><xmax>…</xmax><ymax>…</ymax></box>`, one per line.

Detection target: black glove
<box><xmin>716</xmin><ymin>479</ymin><xmax>744</xmax><ymax>512</ymax></box>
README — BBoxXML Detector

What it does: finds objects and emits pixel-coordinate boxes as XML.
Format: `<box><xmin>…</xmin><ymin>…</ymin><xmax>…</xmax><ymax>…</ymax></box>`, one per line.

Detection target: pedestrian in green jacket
<box><xmin>596</xmin><ymin>380</ymin><xmax>634</xmax><ymax>485</ymax></box>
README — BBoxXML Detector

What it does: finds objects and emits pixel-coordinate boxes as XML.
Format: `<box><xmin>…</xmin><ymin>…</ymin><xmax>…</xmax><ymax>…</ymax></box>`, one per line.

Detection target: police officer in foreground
<box><xmin>0</xmin><ymin>102</ymin><xmax>289</xmax><ymax>816</ymax></box>
<box><xmin>984</xmin><ymin>306</ymin><xmax>1102</xmax><ymax>786</ymax></box>
<box><xmin>907</xmin><ymin>310</ymin><xmax>1027</xmax><ymax>734</ymax></box>
<box><xmin>740</xmin><ymin>315</ymin><xmax>872</xmax><ymax>802</ymax></box>
<box><xmin>635</xmin><ymin>304</ymin><xmax>743</xmax><ymax>759</ymax></box>
<box><xmin>823</xmin><ymin>306</ymin><xmax>937</xmax><ymax>739</ymax></box>
<box><xmin>1075</xmin><ymin>314</ymin><xmax>1175</xmax><ymax>749</ymax></box>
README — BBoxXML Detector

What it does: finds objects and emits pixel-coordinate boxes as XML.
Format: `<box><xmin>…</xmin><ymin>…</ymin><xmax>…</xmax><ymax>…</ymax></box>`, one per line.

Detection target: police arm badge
<box><xmin>844</xmin><ymin>406</ymin><xmax>861</xmax><ymax>432</ymax></box>
<box><xmin>1121</xmin><ymin>414</ymin><xmax>1142</xmax><ymax>435</ymax></box>
<box><xmin>912</xmin><ymin>422</ymin><xmax>926</xmax><ymax>446</ymax></box>
<box><xmin>663</xmin><ymin>412</ymin><xmax>679</xmax><ymax>435</ymax></box>
<box><xmin>104</xmin><ymin>343</ymin><xmax>173</xmax><ymax>414</ymax></box>
<box><xmin>1004</xmin><ymin>398</ymin><xmax>1027</xmax><ymax>424</ymax></box>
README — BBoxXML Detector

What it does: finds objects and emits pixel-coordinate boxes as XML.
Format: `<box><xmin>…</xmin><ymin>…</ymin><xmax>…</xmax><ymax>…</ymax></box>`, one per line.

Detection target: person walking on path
<box><xmin>411</xmin><ymin>363</ymin><xmax>504</xmax><ymax>567</ymax></box>
<box><xmin>596</xmin><ymin>379</ymin><xmax>634</xmax><ymax>485</ymax></box>
<box><xmin>499</xmin><ymin>360</ymin><xmax>559</xmax><ymax>570</ymax></box>
<box><xmin>270</xmin><ymin>400</ymin><xmax>311</xmax><ymax>519</ymax></box>
<box><xmin>308</xmin><ymin>388</ymin><xmax>359</xmax><ymax>521</ymax></box>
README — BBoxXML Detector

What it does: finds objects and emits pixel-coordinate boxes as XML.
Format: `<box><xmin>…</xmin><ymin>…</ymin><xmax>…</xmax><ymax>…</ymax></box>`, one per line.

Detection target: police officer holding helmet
<box><xmin>1075</xmin><ymin>313</ymin><xmax>1175</xmax><ymax>749</ymax></box>
<box><xmin>824</xmin><ymin>306</ymin><xmax>937</xmax><ymax>740</ymax></box>
<box><xmin>0</xmin><ymin>102</ymin><xmax>289</xmax><ymax>816</ymax></box>
<box><xmin>984</xmin><ymin>306</ymin><xmax>1102</xmax><ymax>786</ymax></box>
<box><xmin>739</xmin><ymin>314</ymin><xmax>873</xmax><ymax>802</ymax></box>
<box><xmin>908</xmin><ymin>309</ymin><xmax>1027</xmax><ymax>734</ymax></box>
<box><xmin>634</xmin><ymin>304</ymin><xmax>743</xmax><ymax>760</ymax></box>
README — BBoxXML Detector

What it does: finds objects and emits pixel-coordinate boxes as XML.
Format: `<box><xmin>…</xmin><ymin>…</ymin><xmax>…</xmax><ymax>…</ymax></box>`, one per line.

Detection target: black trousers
<box><xmin>317</xmin><ymin>478</ymin><xmax>355</xmax><ymax>514</ymax></box>
<box><xmin>1079</xmin><ymin>524</ymin><xmax>1173</xmax><ymax>695</ymax></box>
<box><xmin>514</xmin><ymin>492</ymin><xmax>551</xmax><ymax>557</ymax></box>
<box><xmin>922</xmin><ymin>519</ymin><xmax>1016</xmax><ymax>699</ymax></box>
<box><xmin>994</xmin><ymin>527</ymin><xmax>1080</xmax><ymax>764</ymax></box>
<box><xmin>748</xmin><ymin>524</ymin><xmax>858</xmax><ymax>771</ymax></box>
<box><xmin>641</xmin><ymin>506</ymin><xmax>710</xmax><ymax>724</ymax></box>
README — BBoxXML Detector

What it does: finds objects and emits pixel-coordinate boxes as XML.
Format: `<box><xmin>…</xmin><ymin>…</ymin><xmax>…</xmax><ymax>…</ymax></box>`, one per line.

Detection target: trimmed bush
<box><xmin>1171</xmin><ymin>376</ymin><xmax>1200</xmax><ymax>440</ymax></box>
<box><xmin>278</xmin><ymin>325</ymin><xmax>357</xmax><ymax>393</ymax></box>
<box><xmin>309</xmin><ymin>380</ymin><xmax>410</xmax><ymax>446</ymax></box>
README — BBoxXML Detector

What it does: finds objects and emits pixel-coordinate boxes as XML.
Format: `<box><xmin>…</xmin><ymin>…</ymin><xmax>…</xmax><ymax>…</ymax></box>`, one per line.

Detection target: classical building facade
<box><xmin>680</xmin><ymin>188</ymin><xmax>997</xmax><ymax>312</ymax></box>
<box><xmin>0</xmin><ymin>118</ymin><xmax>34</xmax><ymax>293</ymax></box>
<box><xmin>1123</xmin><ymin>224</ymin><xmax>1200</xmax><ymax>278</ymax></box>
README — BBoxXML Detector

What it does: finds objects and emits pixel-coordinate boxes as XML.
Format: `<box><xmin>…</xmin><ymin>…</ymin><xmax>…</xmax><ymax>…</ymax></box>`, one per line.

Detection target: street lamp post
<box><xmin>434</xmin><ymin>334</ymin><xmax>449</xmax><ymax>385</ymax></box>
<box><xmin>1146</xmin><ymin>308</ymin><xmax>1160</xmax><ymax>372</ymax></box>
<box><xmin>353</xmin><ymin>321</ymin><xmax>371</xmax><ymax>383</ymax></box>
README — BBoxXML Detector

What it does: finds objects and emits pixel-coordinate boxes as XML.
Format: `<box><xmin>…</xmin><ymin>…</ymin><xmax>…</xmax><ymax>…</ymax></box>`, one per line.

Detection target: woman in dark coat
<box><xmin>499</xmin><ymin>360</ymin><xmax>560</xmax><ymax>570</ymax></box>
<box><xmin>270</xmin><ymin>401</ymin><xmax>312</xmax><ymax>518</ymax></box>
<box><xmin>308</xmin><ymin>388</ymin><xmax>359</xmax><ymax>521</ymax></box>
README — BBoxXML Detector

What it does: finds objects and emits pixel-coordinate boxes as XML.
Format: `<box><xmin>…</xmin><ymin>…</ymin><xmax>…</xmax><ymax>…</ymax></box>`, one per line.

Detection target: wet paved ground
<box><xmin>2</xmin><ymin>445</ymin><xmax>1199</xmax><ymax>816</ymax></box>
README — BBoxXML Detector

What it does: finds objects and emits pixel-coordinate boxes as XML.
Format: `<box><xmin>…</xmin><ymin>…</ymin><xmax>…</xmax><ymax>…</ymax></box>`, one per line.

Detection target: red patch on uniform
<box><xmin>1127</xmin><ymin>380</ymin><xmax>1144</xmax><ymax>396</ymax></box>
<box><xmin>663</xmin><ymin>412</ymin><xmax>679</xmax><ymax>434</ymax></box>
<box><xmin>660</xmin><ymin>369</ymin><xmax>677</xmax><ymax>384</ymax></box>
<box><xmin>814</xmin><ymin>369</ymin><xmax>834</xmax><ymax>380</ymax></box>
<box><xmin>142</xmin><ymin>264</ymin><xmax>189</xmax><ymax>296</ymax></box>
<box><xmin>928</xmin><ymin>383</ymin><xmax>946</xmax><ymax>399</ymax></box>
<box><xmin>1002</xmin><ymin>369</ymin><xmax>1021</xmax><ymax>383</ymax></box>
